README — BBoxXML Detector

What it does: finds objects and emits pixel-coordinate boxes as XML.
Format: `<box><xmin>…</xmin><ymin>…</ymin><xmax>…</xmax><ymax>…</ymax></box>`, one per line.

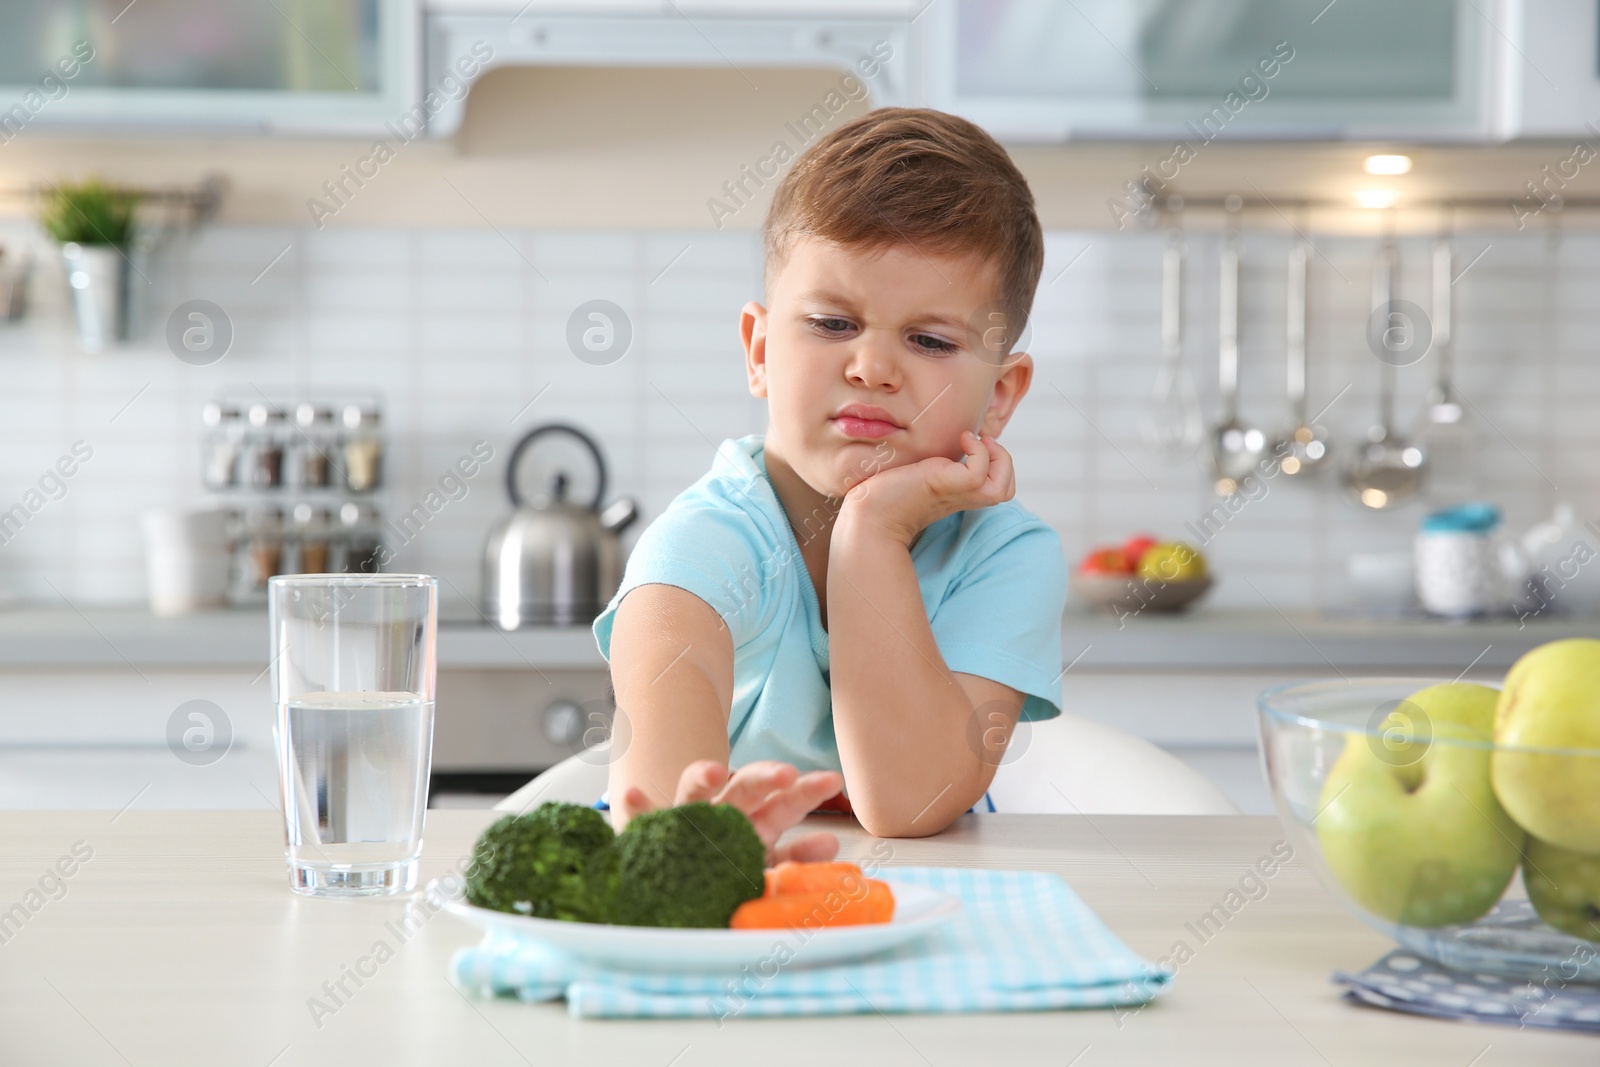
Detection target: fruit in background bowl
<box><xmin>1077</xmin><ymin>546</ymin><xmax>1134</xmax><ymax>576</ymax></box>
<box><xmin>1314</xmin><ymin>683</ymin><xmax>1524</xmax><ymax>928</ymax></box>
<box><xmin>1491</xmin><ymin>638</ymin><xmax>1600</xmax><ymax>854</ymax></box>
<box><xmin>1137</xmin><ymin>541</ymin><xmax>1208</xmax><ymax>583</ymax></box>
<box><xmin>1120</xmin><ymin>535</ymin><xmax>1159</xmax><ymax>569</ymax></box>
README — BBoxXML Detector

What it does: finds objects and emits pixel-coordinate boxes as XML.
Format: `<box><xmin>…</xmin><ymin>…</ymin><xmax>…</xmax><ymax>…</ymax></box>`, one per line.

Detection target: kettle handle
<box><xmin>506</xmin><ymin>423</ymin><xmax>607</xmax><ymax>510</ymax></box>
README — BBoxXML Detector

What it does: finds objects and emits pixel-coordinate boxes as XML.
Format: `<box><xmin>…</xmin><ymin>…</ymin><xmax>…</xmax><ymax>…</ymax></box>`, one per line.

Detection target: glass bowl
<box><xmin>1257</xmin><ymin>678</ymin><xmax>1600</xmax><ymax>982</ymax></box>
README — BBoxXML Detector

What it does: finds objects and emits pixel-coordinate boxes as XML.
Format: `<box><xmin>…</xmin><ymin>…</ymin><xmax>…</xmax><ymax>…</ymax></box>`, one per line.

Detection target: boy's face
<box><xmin>741</xmin><ymin>236</ymin><xmax>1033</xmax><ymax>499</ymax></box>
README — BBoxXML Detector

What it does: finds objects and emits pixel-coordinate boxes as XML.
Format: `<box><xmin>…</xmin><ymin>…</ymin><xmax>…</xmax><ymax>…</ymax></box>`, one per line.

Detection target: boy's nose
<box><xmin>843</xmin><ymin>337</ymin><xmax>899</xmax><ymax>391</ymax></box>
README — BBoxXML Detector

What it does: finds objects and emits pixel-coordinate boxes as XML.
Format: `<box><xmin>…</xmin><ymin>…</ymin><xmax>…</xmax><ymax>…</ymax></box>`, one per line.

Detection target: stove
<box><xmin>430</xmin><ymin>613</ymin><xmax>614</xmax><ymax>799</ymax></box>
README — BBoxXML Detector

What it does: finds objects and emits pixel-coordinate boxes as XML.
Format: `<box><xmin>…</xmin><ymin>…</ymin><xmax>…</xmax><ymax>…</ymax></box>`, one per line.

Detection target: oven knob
<box><xmin>542</xmin><ymin>701</ymin><xmax>584</xmax><ymax>747</ymax></box>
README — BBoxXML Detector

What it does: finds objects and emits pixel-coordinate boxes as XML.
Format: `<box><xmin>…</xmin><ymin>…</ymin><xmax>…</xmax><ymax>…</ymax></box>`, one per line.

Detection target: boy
<box><xmin>593</xmin><ymin>108</ymin><xmax>1065</xmax><ymax>858</ymax></box>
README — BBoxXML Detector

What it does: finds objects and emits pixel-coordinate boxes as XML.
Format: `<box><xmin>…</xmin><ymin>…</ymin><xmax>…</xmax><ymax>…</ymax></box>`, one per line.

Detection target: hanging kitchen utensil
<box><xmin>1142</xmin><ymin>226</ymin><xmax>1203</xmax><ymax>461</ymax></box>
<box><xmin>1342</xmin><ymin>232</ymin><xmax>1427</xmax><ymax>510</ymax></box>
<box><xmin>481</xmin><ymin>423</ymin><xmax>639</xmax><ymax>629</ymax></box>
<box><xmin>1272</xmin><ymin>229</ymin><xmax>1332</xmax><ymax>479</ymax></box>
<box><xmin>1418</xmin><ymin>215</ymin><xmax>1477</xmax><ymax>503</ymax></box>
<box><xmin>1209</xmin><ymin>221</ymin><xmax>1266</xmax><ymax>495</ymax></box>
<box><xmin>1425</xmin><ymin>226</ymin><xmax>1463</xmax><ymax>426</ymax></box>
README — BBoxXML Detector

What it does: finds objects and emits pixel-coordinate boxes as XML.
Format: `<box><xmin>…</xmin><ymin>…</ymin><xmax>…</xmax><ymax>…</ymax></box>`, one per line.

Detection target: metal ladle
<box><xmin>1272</xmin><ymin>232</ymin><xmax>1332</xmax><ymax>478</ymax></box>
<box><xmin>1342</xmin><ymin>234</ymin><xmax>1427</xmax><ymax>510</ymax></box>
<box><xmin>1416</xmin><ymin>221</ymin><xmax>1477</xmax><ymax>503</ymax></box>
<box><xmin>1143</xmin><ymin>225</ymin><xmax>1204</xmax><ymax>460</ymax></box>
<box><xmin>1425</xmin><ymin>232</ymin><xmax>1464</xmax><ymax>427</ymax></box>
<box><xmin>1210</xmin><ymin>223</ymin><xmax>1267</xmax><ymax>495</ymax></box>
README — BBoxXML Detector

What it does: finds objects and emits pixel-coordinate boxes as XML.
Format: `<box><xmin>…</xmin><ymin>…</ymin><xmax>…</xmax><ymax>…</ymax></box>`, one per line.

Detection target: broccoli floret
<box><xmin>613</xmin><ymin>802</ymin><xmax>765</xmax><ymax>928</ymax></box>
<box><xmin>464</xmin><ymin>802</ymin><xmax>618</xmax><ymax>922</ymax></box>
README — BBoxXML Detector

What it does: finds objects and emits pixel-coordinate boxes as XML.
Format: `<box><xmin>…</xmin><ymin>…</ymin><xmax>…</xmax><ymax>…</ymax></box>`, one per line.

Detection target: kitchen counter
<box><xmin>0</xmin><ymin>605</ymin><xmax>606</xmax><ymax>670</ymax></box>
<box><xmin>0</xmin><ymin>603</ymin><xmax>1596</xmax><ymax>672</ymax></box>
<box><xmin>1</xmin><ymin>809</ymin><xmax>1591</xmax><ymax>1065</ymax></box>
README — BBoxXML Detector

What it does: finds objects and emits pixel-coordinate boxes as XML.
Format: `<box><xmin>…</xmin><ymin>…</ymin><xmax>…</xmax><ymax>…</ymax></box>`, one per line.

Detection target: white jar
<box><xmin>1414</xmin><ymin>504</ymin><xmax>1505</xmax><ymax>618</ymax></box>
<box><xmin>141</xmin><ymin>507</ymin><xmax>233</xmax><ymax>615</ymax></box>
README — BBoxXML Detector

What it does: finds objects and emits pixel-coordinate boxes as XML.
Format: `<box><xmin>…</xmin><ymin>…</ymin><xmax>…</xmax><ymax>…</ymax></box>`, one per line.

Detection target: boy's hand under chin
<box><xmin>615</xmin><ymin>760</ymin><xmax>844</xmax><ymax>866</ymax></box>
<box><xmin>841</xmin><ymin>429</ymin><xmax>1016</xmax><ymax>547</ymax></box>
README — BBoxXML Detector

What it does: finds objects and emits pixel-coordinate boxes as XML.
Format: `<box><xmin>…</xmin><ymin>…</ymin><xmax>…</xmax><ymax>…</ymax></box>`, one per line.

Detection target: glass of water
<box><xmin>268</xmin><ymin>574</ymin><xmax>437</xmax><ymax>896</ymax></box>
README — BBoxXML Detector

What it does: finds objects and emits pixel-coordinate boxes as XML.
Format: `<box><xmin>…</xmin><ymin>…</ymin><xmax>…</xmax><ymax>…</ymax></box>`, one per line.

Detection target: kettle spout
<box><xmin>600</xmin><ymin>497</ymin><xmax>639</xmax><ymax>534</ymax></box>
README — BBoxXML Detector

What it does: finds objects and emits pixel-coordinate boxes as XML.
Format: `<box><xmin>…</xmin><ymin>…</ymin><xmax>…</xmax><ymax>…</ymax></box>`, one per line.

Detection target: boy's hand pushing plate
<box><xmin>616</xmin><ymin>758</ymin><xmax>844</xmax><ymax>866</ymax></box>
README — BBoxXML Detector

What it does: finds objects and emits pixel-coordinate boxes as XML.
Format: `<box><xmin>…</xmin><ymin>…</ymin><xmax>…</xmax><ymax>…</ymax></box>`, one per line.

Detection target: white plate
<box><xmin>444</xmin><ymin>883</ymin><xmax>962</xmax><ymax>972</ymax></box>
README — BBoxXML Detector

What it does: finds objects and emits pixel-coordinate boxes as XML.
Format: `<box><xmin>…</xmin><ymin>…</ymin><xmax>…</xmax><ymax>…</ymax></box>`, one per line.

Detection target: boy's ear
<box><xmin>741</xmin><ymin>300</ymin><xmax>769</xmax><ymax>399</ymax></box>
<box><xmin>980</xmin><ymin>351</ymin><xmax>1033</xmax><ymax>438</ymax></box>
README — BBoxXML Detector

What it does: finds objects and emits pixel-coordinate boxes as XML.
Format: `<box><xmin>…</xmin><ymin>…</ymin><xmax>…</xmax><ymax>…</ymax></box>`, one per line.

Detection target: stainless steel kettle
<box><xmin>481</xmin><ymin>424</ymin><xmax>638</xmax><ymax>628</ymax></box>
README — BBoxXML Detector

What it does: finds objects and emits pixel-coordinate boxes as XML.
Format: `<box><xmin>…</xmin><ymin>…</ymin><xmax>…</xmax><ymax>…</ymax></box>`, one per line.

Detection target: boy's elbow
<box><xmin>849</xmin><ymin>770</ymin><xmax>991</xmax><ymax>838</ymax></box>
<box><xmin>851</xmin><ymin>802</ymin><xmax>957</xmax><ymax>839</ymax></box>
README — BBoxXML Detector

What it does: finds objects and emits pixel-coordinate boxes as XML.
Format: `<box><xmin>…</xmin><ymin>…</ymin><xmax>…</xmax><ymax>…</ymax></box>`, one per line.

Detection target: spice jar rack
<box><xmin>199</xmin><ymin>395</ymin><xmax>388</xmax><ymax>604</ymax></box>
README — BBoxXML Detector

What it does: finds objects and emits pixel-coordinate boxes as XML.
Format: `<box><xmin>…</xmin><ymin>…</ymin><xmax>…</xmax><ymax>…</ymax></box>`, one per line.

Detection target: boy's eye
<box><xmin>910</xmin><ymin>332</ymin><xmax>959</xmax><ymax>355</ymax></box>
<box><xmin>808</xmin><ymin>315</ymin><xmax>855</xmax><ymax>335</ymax></box>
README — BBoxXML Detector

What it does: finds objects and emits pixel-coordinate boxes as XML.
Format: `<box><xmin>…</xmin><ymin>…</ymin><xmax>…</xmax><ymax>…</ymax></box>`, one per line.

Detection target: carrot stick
<box><xmin>764</xmin><ymin>861</ymin><xmax>868</xmax><ymax>897</ymax></box>
<box><xmin>731</xmin><ymin>880</ymin><xmax>895</xmax><ymax>930</ymax></box>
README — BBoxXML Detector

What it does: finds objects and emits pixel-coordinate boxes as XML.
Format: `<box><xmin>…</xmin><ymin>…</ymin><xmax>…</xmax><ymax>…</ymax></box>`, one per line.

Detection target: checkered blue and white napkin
<box><xmin>449</xmin><ymin>866</ymin><xmax>1172</xmax><ymax>1019</ymax></box>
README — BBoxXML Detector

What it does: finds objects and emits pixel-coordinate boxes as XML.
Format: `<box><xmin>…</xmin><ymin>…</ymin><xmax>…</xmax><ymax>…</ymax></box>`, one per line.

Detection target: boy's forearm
<box><xmin>606</xmin><ymin>585</ymin><xmax>735</xmax><ymax>827</ymax></box>
<box><xmin>609</xmin><ymin>672</ymin><xmax>727</xmax><ymax>816</ymax></box>
<box><xmin>826</xmin><ymin>512</ymin><xmax>992</xmax><ymax>837</ymax></box>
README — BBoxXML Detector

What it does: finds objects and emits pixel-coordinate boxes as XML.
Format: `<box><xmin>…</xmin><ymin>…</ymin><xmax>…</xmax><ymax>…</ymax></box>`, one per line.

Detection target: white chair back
<box><xmin>495</xmin><ymin>717</ymin><xmax>1238</xmax><ymax>817</ymax></box>
<box><xmin>986</xmin><ymin>712</ymin><xmax>1238</xmax><ymax>815</ymax></box>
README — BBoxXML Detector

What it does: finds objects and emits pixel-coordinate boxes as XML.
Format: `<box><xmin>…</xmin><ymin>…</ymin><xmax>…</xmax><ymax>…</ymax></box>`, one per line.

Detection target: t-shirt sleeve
<box><xmin>592</xmin><ymin>503</ymin><xmax>774</xmax><ymax>660</ymax></box>
<box><xmin>929</xmin><ymin>520</ymin><xmax>1067</xmax><ymax>722</ymax></box>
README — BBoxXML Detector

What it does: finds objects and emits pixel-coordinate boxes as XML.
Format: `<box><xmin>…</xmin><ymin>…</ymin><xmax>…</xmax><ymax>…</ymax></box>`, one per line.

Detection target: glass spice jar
<box><xmin>292</xmin><ymin>403</ymin><xmax>336</xmax><ymax>490</ymax></box>
<box><xmin>338</xmin><ymin>501</ymin><xmax>383</xmax><ymax>574</ymax></box>
<box><xmin>245</xmin><ymin>403</ymin><xmax>287</xmax><ymax>490</ymax></box>
<box><xmin>244</xmin><ymin>504</ymin><xmax>285</xmax><ymax>589</ymax></box>
<box><xmin>340</xmin><ymin>404</ymin><xmax>384</xmax><ymax>493</ymax></box>
<box><xmin>291</xmin><ymin>501</ymin><xmax>333</xmax><ymax>574</ymax></box>
<box><xmin>200</xmin><ymin>401</ymin><xmax>244</xmax><ymax>490</ymax></box>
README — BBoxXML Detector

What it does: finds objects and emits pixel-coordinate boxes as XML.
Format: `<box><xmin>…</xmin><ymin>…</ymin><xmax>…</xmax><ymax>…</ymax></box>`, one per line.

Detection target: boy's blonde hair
<box><xmin>764</xmin><ymin>107</ymin><xmax>1044</xmax><ymax>351</ymax></box>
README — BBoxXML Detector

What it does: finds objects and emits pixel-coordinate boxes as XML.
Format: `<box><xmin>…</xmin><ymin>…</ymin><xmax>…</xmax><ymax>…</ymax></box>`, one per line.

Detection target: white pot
<box><xmin>141</xmin><ymin>508</ymin><xmax>232</xmax><ymax>615</ymax></box>
<box><xmin>61</xmin><ymin>242</ymin><xmax>130</xmax><ymax>352</ymax></box>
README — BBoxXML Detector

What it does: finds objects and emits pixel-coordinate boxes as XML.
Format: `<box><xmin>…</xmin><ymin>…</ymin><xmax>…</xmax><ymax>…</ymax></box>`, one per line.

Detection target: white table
<box><xmin>0</xmin><ymin>810</ymin><xmax>1592</xmax><ymax>1065</ymax></box>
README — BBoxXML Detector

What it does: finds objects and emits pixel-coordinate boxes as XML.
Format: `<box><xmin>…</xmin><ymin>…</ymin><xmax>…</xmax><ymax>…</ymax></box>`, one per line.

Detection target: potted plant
<box><xmin>40</xmin><ymin>179</ymin><xmax>141</xmax><ymax>352</ymax></box>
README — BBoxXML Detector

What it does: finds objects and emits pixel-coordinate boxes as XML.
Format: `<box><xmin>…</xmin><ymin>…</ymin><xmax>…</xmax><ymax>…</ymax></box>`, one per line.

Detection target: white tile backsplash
<box><xmin>0</xmin><ymin>223</ymin><xmax>1593</xmax><ymax>613</ymax></box>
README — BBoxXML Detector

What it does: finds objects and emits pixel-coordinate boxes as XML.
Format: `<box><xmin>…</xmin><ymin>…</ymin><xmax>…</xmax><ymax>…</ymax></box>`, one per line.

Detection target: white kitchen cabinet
<box><xmin>1508</xmin><ymin>0</ymin><xmax>1600</xmax><ymax>138</ymax></box>
<box><xmin>0</xmin><ymin>668</ymin><xmax>275</xmax><ymax>809</ymax></box>
<box><xmin>917</xmin><ymin>0</ymin><xmax>1505</xmax><ymax>142</ymax></box>
<box><xmin>1058</xmin><ymin>667</ymin><xmax>1501</xmax><ymax>747</ymax></box>
<box><xmin>1058</xmin><ymin>667</ymin><xmax>1503</xmax><ymax>815</ymax></box>
<box><xmin>0</xmin><ymin>669</ymin><xmax>273</xmax><ymax>748</ymax></box>
<box><xmin>0</xmin><ymin>665</ymin><xmax>606</xmax><ymax>808</ymax></box>
<box><xmin>0</xmin><ymin>0</ymin><xmax>420</xmax><ymax>134</ymax></box>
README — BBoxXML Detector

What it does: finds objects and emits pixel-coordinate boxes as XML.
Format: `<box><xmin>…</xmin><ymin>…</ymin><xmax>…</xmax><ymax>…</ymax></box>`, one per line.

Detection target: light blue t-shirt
<box><xmin>592</xmin><ymin>434</ymin><xmax>1066</xmax><ymax>775</ymax></box>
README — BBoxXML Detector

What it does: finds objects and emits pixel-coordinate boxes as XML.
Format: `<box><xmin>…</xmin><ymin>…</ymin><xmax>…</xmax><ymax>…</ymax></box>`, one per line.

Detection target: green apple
<box><xmin>1317</xmin><ymin>683</ymin><xmax>1524</xmax><ymax>927</ymax></box>
<box><xmin>1523</xmin><ymin>835</ymin><xmax>1600</xmax><ymax>941</ymax></box>
<box><xmin>1405</xmin><ymin>681</ymin><xmax>1502</xmax><ymax>733</ymax></box>
<box><xmin>1137</xmin><ymin>542</ymin><xmax>1206</xmax><ymax>582</ymax></box>
<box><xmin>1492</xmin><ymin>639</ymin><xmax>1600</xmax><ymax>854</ymax></box>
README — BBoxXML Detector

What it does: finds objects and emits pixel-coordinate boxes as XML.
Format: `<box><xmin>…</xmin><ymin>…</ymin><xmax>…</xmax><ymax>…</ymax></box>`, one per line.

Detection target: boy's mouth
<box><xmin>829</xmin><ymin>403</ymin><xmax>903</xmax><ymax>440</ymax></box>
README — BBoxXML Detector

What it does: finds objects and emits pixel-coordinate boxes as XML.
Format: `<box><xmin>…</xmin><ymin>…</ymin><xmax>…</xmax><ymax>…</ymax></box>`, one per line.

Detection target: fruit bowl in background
<box><xmin>1069</xmin><ymin>573</ymin><xmax>1214</xmax><ymax>613</ymax></box>
<box><xmin>1072</xmin><ymin>537</ymin><xmax>1214</xmax><ymax>614</ymax></box>
<box><xmin>1258</xmin><ymin>678</ymin><xmax>1600</xmax><ymax>982</ymax></box>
